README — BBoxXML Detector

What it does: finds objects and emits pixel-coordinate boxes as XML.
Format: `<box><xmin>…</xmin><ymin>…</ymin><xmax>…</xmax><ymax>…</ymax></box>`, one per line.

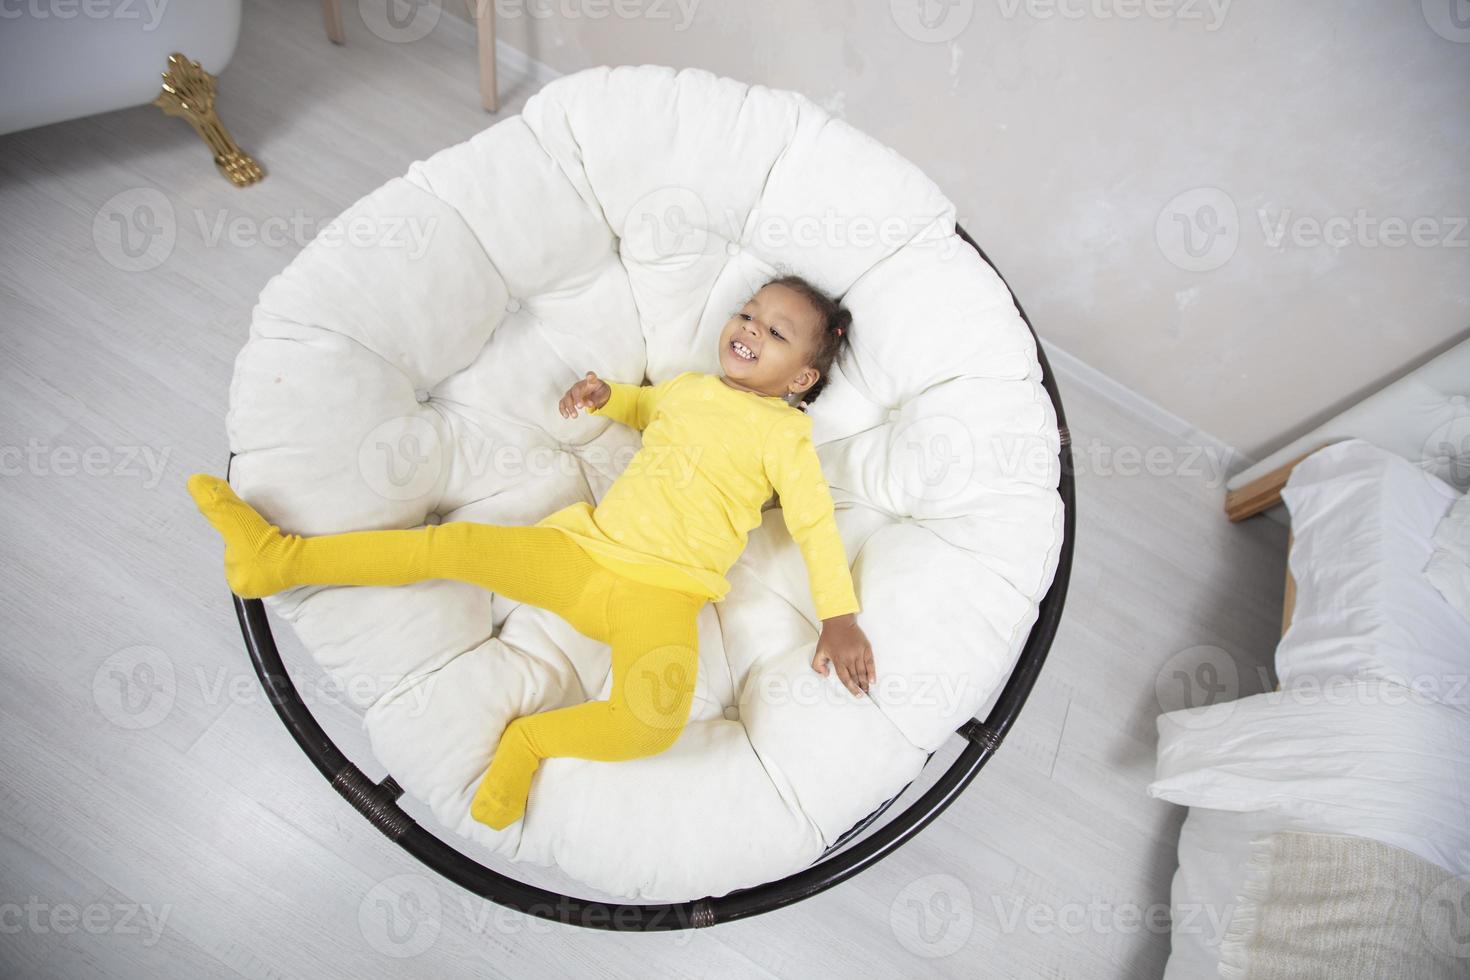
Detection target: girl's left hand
<box><xmin>813</xmin><ymin>613</ymin><xmax>875</xmax><ymax>698</ymax></box>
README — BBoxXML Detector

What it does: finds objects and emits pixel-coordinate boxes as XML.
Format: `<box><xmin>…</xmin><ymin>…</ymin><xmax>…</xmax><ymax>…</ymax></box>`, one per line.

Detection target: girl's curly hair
<box><xmin>761</xmin><ymin>274</ymin><xmax>852</xmax><ymax>411</ymax></box>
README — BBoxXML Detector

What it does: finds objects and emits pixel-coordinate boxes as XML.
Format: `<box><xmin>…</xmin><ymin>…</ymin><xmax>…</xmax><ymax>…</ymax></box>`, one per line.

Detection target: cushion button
<box><xmin>414</xmin><ymin>388</ymin><xmax>430</xmax><ymax>403</ymax></box>
<box><xmin>726</xmin><ymin>241</ymin><xmax>740</xmax><ymax>256</ymax></box>
<box><xmin>506</xmin><ymin>297</ymin><xmax>522</xmax><ymax>314</ymax></box>
<box><xmin>425</xmin><ymin>512</ymin><xmax>442</xmax><ymax>526</ymax></box>
<box><xmin>722</xmin><ymin>705</ymin><xmax>739</xmax><ymax>721</ymax></box>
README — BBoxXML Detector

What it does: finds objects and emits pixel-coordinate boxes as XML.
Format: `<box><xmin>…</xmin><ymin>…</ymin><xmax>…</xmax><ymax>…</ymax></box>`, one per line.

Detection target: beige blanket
<box><xmin>1218</xmin><ymin>830</ymin><xmax>1469</xmax><ymax>979</ymax></box>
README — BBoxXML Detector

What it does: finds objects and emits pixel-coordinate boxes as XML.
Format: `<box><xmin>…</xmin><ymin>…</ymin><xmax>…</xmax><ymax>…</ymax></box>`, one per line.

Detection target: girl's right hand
<box><xmin>560</xmin><ymin>371</ymin><xmax>611</xmax><ymax>418</ymax></box>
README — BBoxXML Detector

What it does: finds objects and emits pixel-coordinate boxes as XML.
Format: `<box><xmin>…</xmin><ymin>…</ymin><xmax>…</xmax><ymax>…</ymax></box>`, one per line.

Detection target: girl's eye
<box><xmin>737</xmin><ymin>311</ymin><xmax>782</xmax><ymax>339</ymax></box>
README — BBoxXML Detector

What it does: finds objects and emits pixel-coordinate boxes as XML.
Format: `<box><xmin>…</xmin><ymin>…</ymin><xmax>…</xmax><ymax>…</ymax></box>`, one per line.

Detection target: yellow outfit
<box><xmin>184</xmin><ymin>370</ymin><xmax>858</xmax><ymax>831</ymax></box>
<box><xmin>538</xmin><ymin>370</ymin><xmax>860</xmax><ymax>621</ymax></box>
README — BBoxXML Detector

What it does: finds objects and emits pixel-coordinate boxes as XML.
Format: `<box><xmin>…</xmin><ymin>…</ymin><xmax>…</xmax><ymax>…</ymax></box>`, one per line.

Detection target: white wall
<box><xmin>448</xmin><ymin>0</ymin><xmax>1470</xmax><ymax>460</ymax></box>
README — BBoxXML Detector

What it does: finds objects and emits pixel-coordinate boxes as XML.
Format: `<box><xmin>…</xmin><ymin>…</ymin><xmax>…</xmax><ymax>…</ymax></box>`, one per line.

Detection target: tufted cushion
<box><xmin>225</xmin><ymin>64</ymin><xmax>1064</xmax><ymax>902</ymax></box>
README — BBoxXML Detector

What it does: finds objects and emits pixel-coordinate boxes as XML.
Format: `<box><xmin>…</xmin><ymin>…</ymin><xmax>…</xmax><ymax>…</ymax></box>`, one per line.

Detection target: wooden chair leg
<box><xmin>323</xmin><ymin>0</ymin><xmax>345</xmax><ymax>44</ymax></box>
<box><xmin>474</xmin><ymin>0</ymin><xmax>499</xmax><ymax>112</ymax></box>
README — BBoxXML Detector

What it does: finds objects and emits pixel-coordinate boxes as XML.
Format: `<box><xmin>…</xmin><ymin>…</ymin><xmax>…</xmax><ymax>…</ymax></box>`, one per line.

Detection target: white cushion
<box><xmin>1148</xmin><ymin>678</ymin><xmax>1470</xmax><ymax>878</ymax></box>
<box><xmin>225</xmin><ymin>65</ymin><xmax>1064</xmax><ymax>902</ymax></box>
<box><xmin>1277</xmin><ymin>439</ymin><xmax>1470</xmax><ymax>711</ymax></box>
<box><xmin>1425</xmin><ymin>492</ymin><xmax>1470</xmax><ymax>623</ymax></box>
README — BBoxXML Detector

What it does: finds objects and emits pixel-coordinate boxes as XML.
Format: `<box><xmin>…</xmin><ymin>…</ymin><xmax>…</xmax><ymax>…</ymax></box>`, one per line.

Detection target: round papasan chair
<box><xmin>222</xmin><ymin>63</ymin><xmax>1074</xmax><ymax>929</ymax></box>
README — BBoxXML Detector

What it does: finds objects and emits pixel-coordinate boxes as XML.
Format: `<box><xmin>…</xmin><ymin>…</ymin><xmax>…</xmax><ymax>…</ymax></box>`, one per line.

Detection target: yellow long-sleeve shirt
<box><xmin>534</xmin><ymin>370</ymin><xmax>861</xmax><ymax>621</ymax></box>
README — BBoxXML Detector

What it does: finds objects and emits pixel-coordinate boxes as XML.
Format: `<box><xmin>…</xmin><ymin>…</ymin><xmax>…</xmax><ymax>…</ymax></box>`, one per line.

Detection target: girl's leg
<box><xmin>470</xmin><ymin>575</ymin><xmax>704</xmax><ymax>830</ymax></box>
<box><xmin>186</xmin><ymin>474</ymin><xmax>603</xmax><ymax>632</ymax></box>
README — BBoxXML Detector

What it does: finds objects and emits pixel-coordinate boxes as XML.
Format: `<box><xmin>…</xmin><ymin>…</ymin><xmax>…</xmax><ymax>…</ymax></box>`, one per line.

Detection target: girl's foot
<box><xmin>186</xmin><ymin>473</ymin><xmax>302</xmax><ymax>598</ymax></box>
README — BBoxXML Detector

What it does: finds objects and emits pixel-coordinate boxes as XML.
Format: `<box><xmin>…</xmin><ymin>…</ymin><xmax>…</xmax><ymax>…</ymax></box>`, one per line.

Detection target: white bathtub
<box><xmin>0</xmin><ymin>0</ymin><xmax>242</xmax><ymax>136</ymax></box>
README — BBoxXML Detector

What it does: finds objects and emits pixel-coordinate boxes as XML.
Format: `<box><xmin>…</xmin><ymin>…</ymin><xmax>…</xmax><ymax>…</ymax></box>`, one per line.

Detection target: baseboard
<box><xmin>1038</xmin><ymin>338</ymin><xmax>1284</xmax><ymax>524</ymax></box>
<box><xmin>435</xmin><ymin>5</ymin><xmax>565</xmax><ymax>91</ymax></box>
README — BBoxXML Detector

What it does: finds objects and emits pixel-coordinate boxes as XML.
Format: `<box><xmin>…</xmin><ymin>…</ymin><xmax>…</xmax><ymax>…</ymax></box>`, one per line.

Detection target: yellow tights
<box><xmin>185</xmin><ymin>473</ymin><xmax>702</xmax><ymax>831</ymax></box>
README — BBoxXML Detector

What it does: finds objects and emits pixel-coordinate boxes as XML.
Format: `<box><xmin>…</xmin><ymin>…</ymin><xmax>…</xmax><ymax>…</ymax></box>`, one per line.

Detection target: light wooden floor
<box><xmin>0</xmin><ymin>0</ymin><xmax>1289</xmax><ymax>976</ymax></box>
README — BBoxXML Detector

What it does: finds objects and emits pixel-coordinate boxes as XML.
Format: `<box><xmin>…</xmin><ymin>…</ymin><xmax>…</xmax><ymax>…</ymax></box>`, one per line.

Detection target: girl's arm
<box><xmin>587</xmin><ymin>372</ymin><xmax>684</xmax><ymax>431</ymax></box>
<box><xmin>761</xmin><ymin>413</ymin><xmax>862</xmax><ymax>622</ymax></box>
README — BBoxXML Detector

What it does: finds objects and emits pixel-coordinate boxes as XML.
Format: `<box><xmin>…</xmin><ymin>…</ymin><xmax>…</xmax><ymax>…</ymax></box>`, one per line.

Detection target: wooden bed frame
<box><xmin>1224</xmin><ymin>449</ymin><xmax>1320</xmax><ymax>637</ymax></box>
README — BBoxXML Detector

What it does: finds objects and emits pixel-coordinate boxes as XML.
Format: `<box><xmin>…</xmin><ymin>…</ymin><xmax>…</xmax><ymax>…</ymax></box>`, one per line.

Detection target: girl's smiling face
<box><xmin>718</xmin><ymin>283</ymin><xmax>825</xmax><ymax>400</ymax></box>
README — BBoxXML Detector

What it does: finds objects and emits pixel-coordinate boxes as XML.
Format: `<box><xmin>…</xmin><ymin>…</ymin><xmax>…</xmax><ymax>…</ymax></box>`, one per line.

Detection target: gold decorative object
<box><xmin>152</xmin><ymin>52</ymin><xmax>264</xmax><ymax>188</ymax></box>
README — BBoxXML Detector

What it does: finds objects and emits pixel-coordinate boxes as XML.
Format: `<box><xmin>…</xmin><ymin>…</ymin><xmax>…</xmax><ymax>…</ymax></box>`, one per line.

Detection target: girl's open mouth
<box><xmin>731</xmin><ymin>339</ymin><xmax>757</xmax><ymax>362</ymax></box>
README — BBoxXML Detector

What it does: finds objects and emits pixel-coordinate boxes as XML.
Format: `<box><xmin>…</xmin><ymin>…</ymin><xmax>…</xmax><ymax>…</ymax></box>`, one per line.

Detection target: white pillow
<box><xmin>1278</xmin><ymin>439</ymin><xmax>1470</xmax><ymax>711</ymax></box>
<box><xmin>1147</xmin><ymin>678</ymin><xmax>1470</xmax><ymax>878</ymax></box>
<box><xmin>1425</xmin><ymin>491</ymin><xmax>1470</xmax><ymax>623</ymax></box>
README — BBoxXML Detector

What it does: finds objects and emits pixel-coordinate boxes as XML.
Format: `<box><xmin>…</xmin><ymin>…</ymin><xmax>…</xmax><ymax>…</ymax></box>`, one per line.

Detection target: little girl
<box><xmin>187</xmin><ymin>274</ymin><xmax>875</xmax><ymax>831</ymax></box>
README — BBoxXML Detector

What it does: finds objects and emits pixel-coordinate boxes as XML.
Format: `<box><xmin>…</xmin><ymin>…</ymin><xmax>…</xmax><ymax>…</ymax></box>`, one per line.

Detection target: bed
<box><xmin>1149</xmin><ymin>338</ymin><xmax>1470</xmax><ymax>977</ymax></box>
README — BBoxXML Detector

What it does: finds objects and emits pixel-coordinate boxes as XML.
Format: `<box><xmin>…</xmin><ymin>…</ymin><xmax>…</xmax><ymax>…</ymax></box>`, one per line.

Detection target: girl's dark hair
<box><xmin>760</xmin><ymin>274</ymin><xmax>852</xmax><ymax>411</ymax></box>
